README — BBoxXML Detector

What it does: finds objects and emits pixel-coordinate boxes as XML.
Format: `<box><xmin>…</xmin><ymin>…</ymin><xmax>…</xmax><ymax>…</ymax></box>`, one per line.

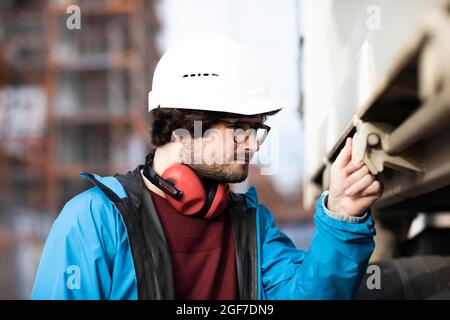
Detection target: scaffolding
<box><xmin>0</xmin><ymin>0</ymin><xmax>160</xmax><ymax>298</ymax></box>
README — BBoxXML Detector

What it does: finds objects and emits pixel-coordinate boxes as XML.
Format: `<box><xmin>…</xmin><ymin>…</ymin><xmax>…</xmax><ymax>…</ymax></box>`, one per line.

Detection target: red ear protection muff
<box><xmin>142</xmin><ymin>150</ymin><xmax>229</xmax><ymax>219</ymax></box>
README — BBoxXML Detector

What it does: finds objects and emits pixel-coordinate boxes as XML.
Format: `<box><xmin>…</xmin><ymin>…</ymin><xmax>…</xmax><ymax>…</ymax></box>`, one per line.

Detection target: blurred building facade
<box><xmin>0</xmin><ymin>0</ymin><xmax>160</xmax><ymax>299</ymax></box>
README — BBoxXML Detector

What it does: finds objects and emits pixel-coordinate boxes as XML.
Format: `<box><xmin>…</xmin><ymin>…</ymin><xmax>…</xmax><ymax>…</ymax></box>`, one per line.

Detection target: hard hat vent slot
<box><xmin>182</xmin><ymin>73</ymin><xmax>219</xmax><ymax>78</ymax></box>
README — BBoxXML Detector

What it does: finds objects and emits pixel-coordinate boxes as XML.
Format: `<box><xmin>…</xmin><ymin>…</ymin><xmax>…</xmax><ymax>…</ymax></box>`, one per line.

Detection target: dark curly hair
<box><xmin>149</xmin><ymin>108</ymin><xmax>279</xmax><ymax>147</ymax></box>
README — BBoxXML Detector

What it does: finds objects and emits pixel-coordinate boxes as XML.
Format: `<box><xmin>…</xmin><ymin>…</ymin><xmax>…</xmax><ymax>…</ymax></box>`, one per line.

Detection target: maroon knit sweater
<box><xmin>149</xmin><ymin>190</ymin><xmax>238</xmax><ymax>300</ymax></box>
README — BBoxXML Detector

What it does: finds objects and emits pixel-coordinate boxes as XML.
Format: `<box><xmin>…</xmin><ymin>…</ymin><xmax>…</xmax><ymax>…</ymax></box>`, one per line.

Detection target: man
<box><xmin>32</xmin><ymin>34</ymin><xmax>381</xmax><ymax>300</ymax></box>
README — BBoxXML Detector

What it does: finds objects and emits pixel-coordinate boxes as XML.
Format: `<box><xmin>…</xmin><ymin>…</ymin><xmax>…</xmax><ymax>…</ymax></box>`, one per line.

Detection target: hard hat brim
<box><xmin>148</xmin><ymin>90</ymin><xmax>283</xmax><ymax>116</ymax></box>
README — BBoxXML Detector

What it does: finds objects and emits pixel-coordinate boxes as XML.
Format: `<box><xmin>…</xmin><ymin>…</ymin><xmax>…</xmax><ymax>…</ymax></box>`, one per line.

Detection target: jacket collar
<box><xmin>113</xmin><ymin>165</ymin><xmax>146</xmax><ymax>210</ymax></box>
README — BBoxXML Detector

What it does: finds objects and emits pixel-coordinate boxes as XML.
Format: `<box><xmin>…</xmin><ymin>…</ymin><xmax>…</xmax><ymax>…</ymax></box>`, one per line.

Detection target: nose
<box><xmin>245</xmin><ymin>132</ymin><xmax>259</xmax><ymax>153</ymax></box>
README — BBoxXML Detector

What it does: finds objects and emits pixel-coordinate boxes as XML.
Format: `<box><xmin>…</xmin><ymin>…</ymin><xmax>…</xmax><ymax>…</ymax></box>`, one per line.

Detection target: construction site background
<box><xmin>0</xmin><ymin>0</ymin><xmax>310</xmax><ymax>299</ymax></box>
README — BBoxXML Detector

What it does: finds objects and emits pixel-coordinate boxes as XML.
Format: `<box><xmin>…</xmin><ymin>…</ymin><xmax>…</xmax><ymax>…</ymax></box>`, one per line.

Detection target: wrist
<box><xmin>322</xmin><ymin>192</ymin><xmax>369</xmax><ymax>223</ymax></box>
<box><xmin>326</xmin><ymin>195</ymin><xmax>342</xmax><ymax>214</ymax></box>
<box><xmin>326</xmin><ymin>194</ymin><xmax>364</xmax><ymax>217</ymax></box>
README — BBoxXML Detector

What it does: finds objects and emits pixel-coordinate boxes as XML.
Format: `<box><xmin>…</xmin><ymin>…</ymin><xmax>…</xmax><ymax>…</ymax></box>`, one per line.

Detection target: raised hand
<box><xmin>327</xmin><ymin>137</ymin><xmax>383</xmax><ymax>217</ymax></box>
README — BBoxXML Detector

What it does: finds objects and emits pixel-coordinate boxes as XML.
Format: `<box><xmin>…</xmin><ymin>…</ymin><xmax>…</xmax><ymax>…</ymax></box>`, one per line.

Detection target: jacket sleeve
<box><xmin>31</xmin><ymin>188</ymin><xmax>134</xmax><ymax>300</ymax></box>
<box><xmin>260</xmin><ymin>192</ymin><xmax>376</xmax><ymax>300</ymax></box>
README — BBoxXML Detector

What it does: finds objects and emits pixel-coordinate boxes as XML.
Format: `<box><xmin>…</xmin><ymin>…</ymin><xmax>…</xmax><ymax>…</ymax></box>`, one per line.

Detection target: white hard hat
<box><xmin>148</xmin><ymin>34</ymin><xmax>282</xmax><ymax>116</ymax></box>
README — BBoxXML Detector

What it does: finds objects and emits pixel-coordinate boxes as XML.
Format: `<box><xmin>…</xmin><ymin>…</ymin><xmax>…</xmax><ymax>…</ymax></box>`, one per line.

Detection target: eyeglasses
<box><xmin>220</xmin><ymin>119</ymin><xmax>271</xmax><ymax>146</ymax></box>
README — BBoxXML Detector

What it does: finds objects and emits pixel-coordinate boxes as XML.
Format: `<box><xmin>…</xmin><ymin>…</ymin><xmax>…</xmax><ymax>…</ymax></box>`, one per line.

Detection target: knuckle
<box><xmin>344</xmin><ymin>177</ymin><xmax>350</xmax><ymax>185</ymax></box>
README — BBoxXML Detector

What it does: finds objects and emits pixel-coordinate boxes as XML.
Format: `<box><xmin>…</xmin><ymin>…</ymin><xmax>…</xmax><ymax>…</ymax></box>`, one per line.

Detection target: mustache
<box><xmin>232</xmin><ymin>151</ymin><xmax>253</xmax><ymax>163</ymax></box>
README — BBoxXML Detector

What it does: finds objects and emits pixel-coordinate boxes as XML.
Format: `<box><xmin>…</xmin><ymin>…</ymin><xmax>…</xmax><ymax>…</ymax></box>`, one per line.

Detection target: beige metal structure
<box><xmin>303</xmin><ymin>0</ymin><xmax>450</xmax><ymax>261</ymax></box>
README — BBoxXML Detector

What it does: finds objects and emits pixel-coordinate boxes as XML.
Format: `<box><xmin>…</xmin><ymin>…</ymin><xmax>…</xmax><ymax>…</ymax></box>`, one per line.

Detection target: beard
<box><xmin>187</xmin><ymin>162</ymin><xmax>250</xmax><ymax>183</ymax></box>
<box><xmin>180</xmin><ymin>140</ymin><xmax>253</xmax><ymax>183</ymax></box>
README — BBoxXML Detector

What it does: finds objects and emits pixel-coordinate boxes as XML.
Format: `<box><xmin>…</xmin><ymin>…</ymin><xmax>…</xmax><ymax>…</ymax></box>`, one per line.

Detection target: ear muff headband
<box><xmin>143</xmin><ymin>151</ymin><xmax>183</xmax><ymax>201</ymax></box>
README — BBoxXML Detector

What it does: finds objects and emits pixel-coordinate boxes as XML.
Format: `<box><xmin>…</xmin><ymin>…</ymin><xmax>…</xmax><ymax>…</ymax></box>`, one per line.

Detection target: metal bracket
<box><xmin>352</xmin><ymin>116</ymin><xmax>424</xmax><ymax>175</ymax></box>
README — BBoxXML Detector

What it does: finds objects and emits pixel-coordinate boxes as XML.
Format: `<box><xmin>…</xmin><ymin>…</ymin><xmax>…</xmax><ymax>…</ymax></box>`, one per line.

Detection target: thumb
<box><xmin>334</xmin><ymin>137</ymin><xmax>352</xmax><ymax>169</ymax></box>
